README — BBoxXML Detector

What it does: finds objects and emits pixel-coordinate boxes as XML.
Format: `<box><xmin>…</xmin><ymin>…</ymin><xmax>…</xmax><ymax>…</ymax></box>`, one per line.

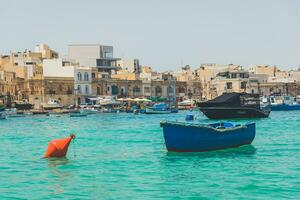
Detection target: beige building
<box><xmin>172</xmin><ymin>65</ymin><xmax>198</xmax><ymax>82</ymax></box>
<box><xmin>248</xmin><ymin>65</ymin><xmax>277</xmax><ymax>77</ymax></box>
<box><xmin>111</xmin><ymin>70</ymin><xmax>139</xmax><ymax>80</ymax></box>
<box><xmin>197</xmin><ymin>64</ymin><xmax>241</xmax><ymax>100</ymax></box>
<box><xmin>210</xmin><ymin>68</ymin><xmax>249</xmax><ymax>99</ymax></box>
<box><xmin>116</xmin><ymin>58</ymin><xmax>140</xmax><ymax>73</ymax></box>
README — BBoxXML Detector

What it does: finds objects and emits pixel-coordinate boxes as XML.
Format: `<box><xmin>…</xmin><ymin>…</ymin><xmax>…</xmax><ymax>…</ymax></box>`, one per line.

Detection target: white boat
<box><xmin>43</xmin><ymin>99</ymin><xmax>63</xmax><ymax>110</ymax></box>
<box><xmin>178</xmin><ymin>99</ymin><xmax>195</xmax><ymax>110</ymax></box>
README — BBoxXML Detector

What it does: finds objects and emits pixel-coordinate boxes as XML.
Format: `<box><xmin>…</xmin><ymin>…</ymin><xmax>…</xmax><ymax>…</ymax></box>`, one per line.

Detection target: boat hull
<box><xmin>271</xmin><ymin>104</ymin><xmax>300</xmax><ymax>111</ymax></box>
<box><xmin>145</xmin><ymin>108</ymin><xmax>171</xmax><ymax>114</ymax></box>
<box><xmin>161</xmin><ymin>122</ymin><xmax>256</xmax><ymax>152</ymax></box>
<box><xmin>199</xmin><ymin>107</ymin><xmax>270</xmax><ymax>119</ymax></box>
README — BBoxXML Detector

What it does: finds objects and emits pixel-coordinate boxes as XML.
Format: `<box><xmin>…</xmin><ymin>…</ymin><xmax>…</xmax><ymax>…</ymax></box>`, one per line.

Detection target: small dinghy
<box><xmin>160</xmin><ymin>121</ymin><xmax>255</xmax><ymax>152</ymax></box>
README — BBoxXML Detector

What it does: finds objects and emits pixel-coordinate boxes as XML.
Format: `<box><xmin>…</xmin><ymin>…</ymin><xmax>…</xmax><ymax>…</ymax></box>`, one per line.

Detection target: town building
<box><xmin>116</xmin><ymin>58</ymin><xmax>140</xmax><ymax>73</ymax></box>
<box><xmin>75</xmin><ymin>66</ymin><xmax>97</xmax><ymax>105</ymax></box>
<box><xmin>210</xmin><ymin>68</ymin><xmax>249</xmax><ymax>99</ymax></box>
<box><xmin>68</xmin><ymin>44</ymin><xmax>121</xmax><ymax>77</ymax></box>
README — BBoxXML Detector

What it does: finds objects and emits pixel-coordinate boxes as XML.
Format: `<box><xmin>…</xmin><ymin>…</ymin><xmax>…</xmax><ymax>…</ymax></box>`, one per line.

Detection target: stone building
<box><xmin>210</xmin><ymin>68</ymin><xmax>249</xmax><ymax>99</ymax></box>
<box><xmin>151</xmin><ymin>73</ymin><xmax>176</xmax><ymax>104</ymax></box>
<box><xmin>197</xmin><ymin>63</ymin><xmax>241</xmax><ymax>100</ymax></box>
<box><xmin>176</xmin><ymin>81</ymin><xmax>187</xmax><ymax>101</ymax></box>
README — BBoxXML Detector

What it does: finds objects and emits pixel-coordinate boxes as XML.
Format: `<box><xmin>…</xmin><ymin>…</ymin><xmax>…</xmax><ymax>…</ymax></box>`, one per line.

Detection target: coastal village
<box><xmin>0</xmin><ymin>43</ymin><xmax>300</xmax><ymax>110</ymax></box>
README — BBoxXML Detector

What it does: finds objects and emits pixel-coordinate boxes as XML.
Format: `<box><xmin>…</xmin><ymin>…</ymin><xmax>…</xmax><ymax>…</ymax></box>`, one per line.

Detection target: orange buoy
<box><xmin>44</xmin><ymin>134</ymin><xmax>75</xmax><ymax>158</ymax></box>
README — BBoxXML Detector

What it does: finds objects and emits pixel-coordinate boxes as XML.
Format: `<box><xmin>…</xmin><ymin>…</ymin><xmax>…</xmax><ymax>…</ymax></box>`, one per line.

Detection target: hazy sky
<box><xmin>1</xmin><ymin>0</ymin><xmax>300</xmax><ymax>70</ymax></box>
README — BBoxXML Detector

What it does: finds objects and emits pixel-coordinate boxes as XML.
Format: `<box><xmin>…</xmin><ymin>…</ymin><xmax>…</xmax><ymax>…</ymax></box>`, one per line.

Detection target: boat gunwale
<box><xmin>160</xmin><ymin>121</ymin><xmax>254</xmax><ymax>133</ymax></box>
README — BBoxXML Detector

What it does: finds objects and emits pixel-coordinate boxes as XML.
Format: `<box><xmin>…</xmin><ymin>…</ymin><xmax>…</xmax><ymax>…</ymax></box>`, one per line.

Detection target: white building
<box><xmin>43</xmin><ymin>58</ymin><xmax>76</xmax><ymax>78</ymax></box>
<box><xmin>68</xmin><ymin>44</ymin><xmax>120</xmax><ymax>76</ymax></box>
<box><xmin>74</xmin><ymin>66</ymin><xmax>94</xmax><ymax>105</ymax></box>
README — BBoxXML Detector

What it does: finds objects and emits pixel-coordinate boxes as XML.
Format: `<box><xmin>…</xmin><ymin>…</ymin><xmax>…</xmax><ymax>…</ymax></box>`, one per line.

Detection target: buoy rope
<box><xmin>73</xmin><ymin>137</ymin><xmax>76</xmax><ymax>158</ymax></box>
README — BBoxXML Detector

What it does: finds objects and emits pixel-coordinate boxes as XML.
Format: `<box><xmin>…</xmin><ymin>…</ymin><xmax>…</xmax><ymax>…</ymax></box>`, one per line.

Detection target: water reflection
<box><xmin>47</xmin><ymin>157</ymin><xmax>70</xmax><ymax>167</ymax></box>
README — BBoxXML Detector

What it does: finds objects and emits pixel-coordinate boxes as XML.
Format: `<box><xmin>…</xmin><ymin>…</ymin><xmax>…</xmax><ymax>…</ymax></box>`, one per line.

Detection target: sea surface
<box><xmin>0</xmin><ymin>111</ymin><xmax>300</xmax><ymax>199</ymax></box>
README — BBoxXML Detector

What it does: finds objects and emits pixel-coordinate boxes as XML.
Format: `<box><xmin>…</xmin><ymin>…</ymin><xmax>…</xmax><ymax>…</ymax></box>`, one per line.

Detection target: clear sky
<box><xmin>0</xmin><ymin>0</ymin><xmax>300</xmax><ymax>70</ymax></box>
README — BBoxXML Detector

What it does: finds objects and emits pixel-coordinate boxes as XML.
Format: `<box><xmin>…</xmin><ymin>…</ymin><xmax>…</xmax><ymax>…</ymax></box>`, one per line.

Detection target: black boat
<box><xmin>198</xmin><ymin>93</ymin><xmax>270</xmax><ymax>119</ymax></box>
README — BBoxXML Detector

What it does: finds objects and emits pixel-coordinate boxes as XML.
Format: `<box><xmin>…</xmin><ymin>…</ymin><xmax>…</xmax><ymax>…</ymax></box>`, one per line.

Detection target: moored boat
<box><xmin>261</xmin><ymin>96</ymin><xmax>300</xmax><ymax>111</ymax></box>
<box><xmin>5</xmin><ymin>108</ymin><xmax>25</xmax><ymax>118</ymax></box>
<box><xmin>160</xmin><ymin>121</ymin><xmax>256</xmax><ymax>152</ymax></box>
<box><xmin>69</xmin><ymin>110</ymin><xmax>88</xmax><ymax>117</ymax></box>
<box><xmin>145</xmin><ymin>108</ymin><xmax>171</xmax><ymax>114</ymax></box>
<box><xmin>12</xmin><ymin>101</ymin><xmax>33</xmax><ymax>110</ymax></box>
<box><xmin>178</xmin><ymin>99</ymin><xmax>195</xmax><ymax>110</ymax></box>
<box><xmin>144</xmin><ymin>103</ymin><xmax>174</xmax><ymax>114</ymax></box>
<box><xmin>198</xmin><ymin>93</ymin><xmax>270</xmax><ymax>119</ymax></box>
<box><xmin>43</xmin><ymin>99</ymin><xmax>63</xmax><ymax>110</ymax></box>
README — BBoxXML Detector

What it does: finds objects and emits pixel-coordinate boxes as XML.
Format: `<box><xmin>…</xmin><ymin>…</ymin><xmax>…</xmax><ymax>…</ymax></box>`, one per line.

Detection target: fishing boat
<box><xmin>69</xmin><ymin>110</ymin><xmax>88</xmax><ymax>117</ymax></box>
<box><xmin>178</xmin><ymin>99</ymin><xmax>195</xmax><ymax>110</ymax></box>
<box><xmin>12</xmin><ymin>100</ymin><xmax>33</xmax><ymax>110</ymax></box>
<box><xmin>43</xmin><ymin>99</ymin><xmax>63</xmax><ymax>110</ymax></box>
<box><xmin>144</xmin><ymin>103</ymin><xmax>173</xmax><ymax>114</ymax></box>
<box><xmin>160</xmin><ymin>121</ymin><xmax>256</xmax><ymax>152</ymax></box>
<box><xmin>261</xmin><ymin>96</ymin><xmax>300</xmax><ymax>111</ymax></box>
<box><xmin>198</xmin><ymin>93</ymin><xmax>270</xmax><ymax>119</ymax></box>
<box><xmin>5</xmin><ymin>108</ymin><xmax>25</xmax><ymax>118</ymax></box>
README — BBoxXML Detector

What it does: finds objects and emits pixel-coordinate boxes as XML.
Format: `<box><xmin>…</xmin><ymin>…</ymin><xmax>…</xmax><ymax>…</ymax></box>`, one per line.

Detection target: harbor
<box><xmin>2</xmin><ymin>0</ymin><xmax>300</xmax><ymax>199</ymax></box>
<box><xmin>0</xmin><ymin>110</ymin><xmax>300</xmax><ymax>199</ymax></box>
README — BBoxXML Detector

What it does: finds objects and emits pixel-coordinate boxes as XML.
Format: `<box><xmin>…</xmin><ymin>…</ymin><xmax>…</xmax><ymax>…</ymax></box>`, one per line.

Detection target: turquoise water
<box><xmin>1</xmin><ymin>111</ymin><xmax>300</xmax><ymax>199</ymax></box>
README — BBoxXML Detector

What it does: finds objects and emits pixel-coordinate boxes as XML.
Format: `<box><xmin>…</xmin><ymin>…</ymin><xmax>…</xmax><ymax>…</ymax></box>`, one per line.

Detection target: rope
<box><xmin>73</xmin><ymin>137</ymin><xmax>76</xmax><ymax>158</ymax></box>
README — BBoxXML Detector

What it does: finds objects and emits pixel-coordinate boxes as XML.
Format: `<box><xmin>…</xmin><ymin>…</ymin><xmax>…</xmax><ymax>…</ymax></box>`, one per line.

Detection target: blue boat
<box><xmin>261</xmin><ymin>96</ymin><xmax>300</xmax><ymax>111</ymax></box>
<box><xmin>145</xmin><ymin>103</ymin><xmax>172</xmax><ymax>114</ymax></box>
<box><xmin>160</xmin><ymin>121</ymin><xmax>255</xmax><ymax>152</ymax></box>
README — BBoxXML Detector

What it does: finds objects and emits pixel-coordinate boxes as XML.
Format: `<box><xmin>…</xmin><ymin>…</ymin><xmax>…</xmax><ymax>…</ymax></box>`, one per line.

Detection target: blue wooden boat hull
<box><xmin>160</xmin><ymin>122</ymin><xmax>255</xmax><ymax>152</ymax></box>
<box><xmin>271</xmin><ymin>104</ymin><xmax>300</xmax><ymax>111</ymax></box>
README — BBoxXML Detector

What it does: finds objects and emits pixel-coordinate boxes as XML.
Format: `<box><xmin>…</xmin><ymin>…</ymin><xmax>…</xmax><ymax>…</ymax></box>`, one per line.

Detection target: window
<box><xmin>167</xmin><ymin>86</ymin><xmax>174</xmax><ymax>94</ymax></box>
<box><xmin>84</xmin><ymin>72</ymin><xmax>89</xmax><ymax>81</ymax></box>
<box><xmin>97</xmin><ymin>87</ymin><xmax>101</xmax><ymax>95</ymax></box>
<box><xmin>179</xmin><ymin>87</ymin><xmax>185</xmax><ymax>93</ymax></box>
<box><xmin>92</xmin><ymin>73</ymin><xmax>95</xmax><ymax>79</ymax></box>
<box><xmin>226</xmin><ymin>82</ymin><xmax>232</xmax><ymax>89</ymax></box>
<box><xmin>133</xmin><ymin>87</ymin><xmax>141</xmax><ymax>96</ymax></box>
<box><xmin>77</xmin><ymin>85</ymin><xmax>81</xmax><ymax>94</ymax></box>
<box><xmin>77</xmin><ymin>72</ymin><xmax>82</xmax><ymax>81</ymax></box>
<box><xmin>144</xmin><ymin>87</ymin><xmax>150</xmax><ymax>93</ymax></box>
<box><xmin>85</xmin><ymin>85</ymin><xmax>89</xmax><ymax>94</ymax></box>
<box><xmin>155</xmin><ymin>86</ymin><xmax>162</xmax><ymax>97</ymax></box>
<box><xmin>231</xmin><ymin>73</ymin><xmax>237</xmax><ymax>78</ymax></box>
<box><xmin>104</xmin><ymin>52</ymin><xmax>113</xmax><ymax>58</ymax></box>
<box><xmin>241</xmin><ymin>82</ymin><xmax>247</xmax><ymax>89</ymax></box>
